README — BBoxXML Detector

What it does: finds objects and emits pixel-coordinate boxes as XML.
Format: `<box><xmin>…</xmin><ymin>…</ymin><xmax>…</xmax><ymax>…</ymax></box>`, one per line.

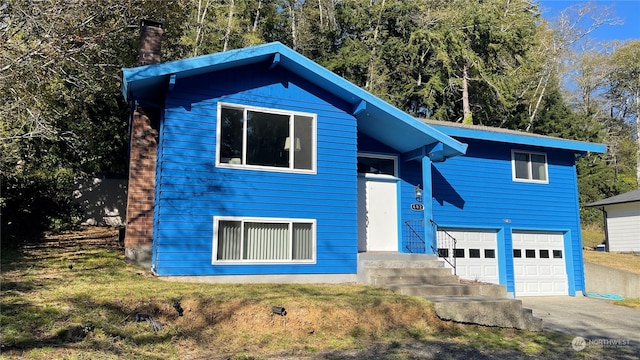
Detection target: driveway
<box><xmin>520</xmin><ymin>296</ymin><xmax>640</xmax><ymax>350</ymax></box>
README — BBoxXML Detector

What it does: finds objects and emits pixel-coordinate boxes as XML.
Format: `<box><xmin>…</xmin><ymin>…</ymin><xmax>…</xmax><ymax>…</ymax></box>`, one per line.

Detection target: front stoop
<box><xmin>429</xmin><ymin>296</ymin><xmax>542</xmax><ymax>331</ymax></box>
<box><xmin>357</xmin><ymin>253</ymin><xmax>543</xmax><ymax>331</ymax></box>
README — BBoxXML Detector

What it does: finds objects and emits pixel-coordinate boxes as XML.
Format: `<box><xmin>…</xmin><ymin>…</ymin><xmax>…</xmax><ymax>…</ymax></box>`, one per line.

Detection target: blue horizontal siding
<box><xmin>154</xmin><ymin>263</ymin><xmax>358</xmax><ymax>276</ymax></box>
<box><xmin>429</xmin><ymin>138</ymin><xmax>584</xmax><ymax>293</ymax></box>
<box><xmin>155</xmin><ymin>248</ymin><xmax>356</xmax><ymax>261</ymax></box>
<box><xmin>153</xmin><ymin>63</ymin><xmax>358</xmax><ymax>276</ymax></box>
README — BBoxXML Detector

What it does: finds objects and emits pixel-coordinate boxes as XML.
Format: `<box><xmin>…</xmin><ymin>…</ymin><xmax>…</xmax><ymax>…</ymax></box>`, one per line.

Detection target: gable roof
<box><xmin>424</xmin><ymin>119</ymin><xmax>607</xmax><ymax>154</ymax></box>
<box><xmin>586</xmin><ymin>189</ymin><xmax>640</xmax><ymax>207</ymax></box>
<box><xmin>122</xmin><ymin>42</ymin><xmax>467</xmax><ymax>159</ymax></box>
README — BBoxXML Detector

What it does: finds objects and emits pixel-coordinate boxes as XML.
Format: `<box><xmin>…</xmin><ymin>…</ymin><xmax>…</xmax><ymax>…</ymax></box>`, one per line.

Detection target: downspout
<box><xmin>600</xmin><ymin>206</ymin><xmax>609</xmax><ymax>252</ymax></box>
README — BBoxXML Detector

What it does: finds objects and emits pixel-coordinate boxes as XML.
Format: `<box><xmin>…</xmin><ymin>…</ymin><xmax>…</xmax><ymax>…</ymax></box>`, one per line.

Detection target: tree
<box><xmin>606</xmin><ymin>40</ymin><xmax>640</xmax><ymax>186</ymax></box>
<box><xmin>0</xmin><ymin>0</ymin><xmax>188</xmax><ymax>243</ymax></box>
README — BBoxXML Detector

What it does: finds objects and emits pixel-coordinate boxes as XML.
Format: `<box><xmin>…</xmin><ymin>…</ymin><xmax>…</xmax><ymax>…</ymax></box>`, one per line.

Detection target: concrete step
<box><xmin>360</xmin><ymin>260</ymin><xmax>445</xmax><ymax>269</ymax></box>
<box><xmin>365</xmin><ymin>267</ymin><xmax>453</xmax><ymax>277</ymax></box>
<box><xmin>358</xmin><ymin>253</ymin><xmax>440</xmax><ymax>261</ymax></box>
<box><xmin>384</xmin><ymin>283</ymin><xmax>507</xmax><ymax>298</ymax></box>
<box><xmin>385</xmin><ymin>283</ymin><xmax>479</xmax><ymax>296</ymax></box>
<box><xmin>369</xmin><ymin>274</ymin><xmax>460</xmax><ymax>286</ymax></box>
<box><xmin>427</xmin><ymin>296</ymin><xmax>543</xmax><ymax>331</ymax></box>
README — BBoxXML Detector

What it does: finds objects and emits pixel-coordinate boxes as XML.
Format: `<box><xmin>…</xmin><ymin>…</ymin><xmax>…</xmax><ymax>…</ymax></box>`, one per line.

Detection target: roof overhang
<box><xmin>122</xmin><ymin>42</ymin><xmax>467</xmax><ymax>160</ymax></box>
<box><xmin>585</xmin><ymin>189</ymin><xmax>640</xmax><ymax>207</ymax></box>
<box><xmin>424</xmin><ymin>120</ymin><xmax>606</xmax><ymax>154</ymax></box>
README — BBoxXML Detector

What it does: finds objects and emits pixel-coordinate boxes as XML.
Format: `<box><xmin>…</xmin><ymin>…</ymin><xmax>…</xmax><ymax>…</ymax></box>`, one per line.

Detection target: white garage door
<box><xmin>512</xmin><ymin>231</ymin><xmax>568</xmax><ymax>296</ymax></box>
<box><xmin>439</xmin><ymin>229</ymin><xmax>499</xmax><ymax>284</ymax></box>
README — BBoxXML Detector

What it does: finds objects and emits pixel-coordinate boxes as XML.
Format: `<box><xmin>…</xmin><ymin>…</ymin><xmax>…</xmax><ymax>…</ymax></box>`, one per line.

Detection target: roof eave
<box><xmin>121</xmin><ymin>42</ymin><xmax>467</xmax><ymax>158</ymax></box>
<box><xmin>427</xmin><ymin>122</ymin><xmax>607</xmax><ymax>153</ymax></box>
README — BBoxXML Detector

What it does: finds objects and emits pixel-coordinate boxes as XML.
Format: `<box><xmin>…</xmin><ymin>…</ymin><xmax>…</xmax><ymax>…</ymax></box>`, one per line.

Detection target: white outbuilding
<box><xmin>586</xmin><ymin>189</ymin><xmax>640</xmax><ymax>252</ymax></box>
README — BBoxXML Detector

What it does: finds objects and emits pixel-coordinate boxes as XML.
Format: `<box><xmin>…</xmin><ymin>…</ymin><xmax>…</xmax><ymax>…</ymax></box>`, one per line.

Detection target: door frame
<box><xmin>357</xmin><ymin>153</ymin><xmax>400</xmax><ymax>252</ymax></box>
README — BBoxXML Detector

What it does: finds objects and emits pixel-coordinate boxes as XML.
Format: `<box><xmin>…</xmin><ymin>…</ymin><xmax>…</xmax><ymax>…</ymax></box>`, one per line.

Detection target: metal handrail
<box><xmin>404</xmin><ymin>219</ymin><xmax>426</xmax><ymax>253</ymax></box>
<box><xmin>429</xmin><ymin>220</ymin><xmax>457</xmax><ymax>275</ymax></box>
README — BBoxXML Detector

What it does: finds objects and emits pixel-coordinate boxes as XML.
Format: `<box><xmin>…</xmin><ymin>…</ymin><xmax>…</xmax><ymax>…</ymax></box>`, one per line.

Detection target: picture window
<box><xmin>218</xmin><ymin>103</ymin><xmax>316</xmax><ymax>172</ymax></box>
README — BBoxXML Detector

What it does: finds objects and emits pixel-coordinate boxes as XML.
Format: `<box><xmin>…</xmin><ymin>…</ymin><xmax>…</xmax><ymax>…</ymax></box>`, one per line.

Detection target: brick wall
<box><xmin>124</xmin><ymin>20</ymin><xmax>163</xmax><ymax>268</ymax></box>
<box><xmin>124</xmin><ymin>107</ymin><xmax>158</xmax><ymax>267</ymax></box>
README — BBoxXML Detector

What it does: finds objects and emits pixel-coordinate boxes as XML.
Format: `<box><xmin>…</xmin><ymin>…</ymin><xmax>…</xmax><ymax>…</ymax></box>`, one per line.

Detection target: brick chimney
<box><xmin>124</xmin><ymin>20</ymin><xmax>163</xmax><ymax>268</ymax></box>
<box><xmin>138</xmin><ymin>19</ymin><xmax>163</xmax><ymax>65</ymax></box>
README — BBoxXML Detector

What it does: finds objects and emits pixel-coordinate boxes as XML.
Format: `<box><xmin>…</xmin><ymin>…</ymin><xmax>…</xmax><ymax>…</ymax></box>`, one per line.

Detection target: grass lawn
<box><xmin>582</xmin><ymin>251</ymin><xmax>640</xmax><ymax>275</ymax></box>
<box><xmin>1</xmin><ymin>227</ymin><xmax>635</xmax><ymax>359</ymax></box>
<box><xmin>581</xmin><ymin>224</ymin><xmax>605</xmax><ymax>249</ymax></box>
<box><xmin>582</xmin><ymin>248</ymin><xmax>640</xmax><ymax>310</ymax></box>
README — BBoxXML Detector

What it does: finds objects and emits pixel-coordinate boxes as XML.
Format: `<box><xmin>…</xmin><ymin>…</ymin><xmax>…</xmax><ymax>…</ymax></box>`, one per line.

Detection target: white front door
<box><xmin>512</xmin><ymin>231</ymin><xmax>568</xmax><ymax>296</ymax></box>
<box><xmin>358</xmin><ymin>175</ymin><xmax>398</xmax><ymax>252</ymax></box>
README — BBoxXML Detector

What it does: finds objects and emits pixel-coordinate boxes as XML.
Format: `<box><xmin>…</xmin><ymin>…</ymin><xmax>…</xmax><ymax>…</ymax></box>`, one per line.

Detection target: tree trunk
<box><xmin>252</xmin><ymin>0</ymin><xmax>262</xmax><ymax>33</ymax></box>
<box><xmin>193</xmin><ymin>0</ymin><xmax>210</xmax><ymax>56</ymax></box>
<box><xmin>366</xmin><ymin>0</ymin><xmax>385</xmax><ymax>92</ymax></box>
<box><xmin>636</xmin><ymin>88</ymin><xmax>640</xmax><ymax>187</ymax></box>
<box><xmin>317</xmin><ymin>0</ymin><xmax>323</xmax><ymax>28</ymax></box>
<box><xmin>223</xmin><ymin>0</ymin><xmax>235</xmax><ymax>52</ymax></box>
<box><xmin>462</xmin><ymin>63</ymin><xmax>472</xmax><ymax>124</ymax></box>
<box><xmin>288</xmin><ymin>1</ymin><xmax>297</xmax><ymax>50</ymax></box>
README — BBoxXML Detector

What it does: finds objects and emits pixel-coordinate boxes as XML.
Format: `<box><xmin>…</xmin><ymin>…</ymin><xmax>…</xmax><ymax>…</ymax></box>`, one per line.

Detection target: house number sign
<box><xmin>411</xmin><ymin>203</ymin><xmax>424</xmax><ymax>211</ymax></box>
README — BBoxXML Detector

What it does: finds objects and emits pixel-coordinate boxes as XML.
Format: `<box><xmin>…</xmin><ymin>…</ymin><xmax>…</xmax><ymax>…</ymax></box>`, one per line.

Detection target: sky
<box><xmin>538</xmin><ymin>0</ymin><xmax>640</xmax><ymax>42</ymax></box>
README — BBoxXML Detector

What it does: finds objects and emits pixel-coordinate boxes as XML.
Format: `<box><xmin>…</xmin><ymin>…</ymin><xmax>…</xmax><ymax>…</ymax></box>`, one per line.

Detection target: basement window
<box><xmin>213</xmin><ymin>217</ymin><xmax>316</xmax><ymax>263</ymax></box>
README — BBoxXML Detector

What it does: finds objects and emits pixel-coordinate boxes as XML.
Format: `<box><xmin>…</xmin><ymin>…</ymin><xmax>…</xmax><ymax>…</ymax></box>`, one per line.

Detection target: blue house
<box><xmin>121</xmin><ymin>42</ymin><xmax>605</xmax><ymax>297</ymax></box>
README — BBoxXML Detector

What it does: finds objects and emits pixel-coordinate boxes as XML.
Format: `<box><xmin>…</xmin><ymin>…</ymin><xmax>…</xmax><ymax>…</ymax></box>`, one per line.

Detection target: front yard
<box><xmin>1</xmin><ymin>227</ymin><xmax>636</xmax><ymax>359</ymax></box>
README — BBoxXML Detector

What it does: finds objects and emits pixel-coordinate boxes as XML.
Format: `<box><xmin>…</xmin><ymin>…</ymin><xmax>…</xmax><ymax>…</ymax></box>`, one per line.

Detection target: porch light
<box><xmin>272</xmin><ymin>306</ymin><xmax>287</xmax><ymax>316</ymax></box>
<box><xmin>414</xmin><ymin>185</ymin><xmax>422</xmax><ymax>202</ymax></box>
<box><xmin>284</xmin><ymin>137</ymin><xmax>301</xmax><ymax>151</ymax></box>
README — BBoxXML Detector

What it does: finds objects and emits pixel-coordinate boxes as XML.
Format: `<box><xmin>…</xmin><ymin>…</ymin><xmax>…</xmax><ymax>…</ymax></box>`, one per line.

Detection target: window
<box><xmin>217</xmin><ymin>103</ymin><xmax>316</xmax><ymax>172</ymax></box>
<box><xmin>438</xmin><ymin>248</ymin><xmax>449</xmax><ymax>258</ymax></box>
<box><xmin>357</xmin><ymin>154</ymin><xmax>397</xmax><ymax>176</ymax></box>
<box><xmin>214</xmin><ymin>217</ymin><xmax>315</xmax><ymax>263</ymax></box>
<box><xmin>512</xmin><ymin>150</ymin><xmax>548</xmax><ymax>183</ymax></box>
<box><xmin>484</xmin><ymin>249</ymin><xmax>496</xmax><ymax>258</ymax></box>
<box><xmin>553</xmin><ymin>250</ymin><xmax>563</xmax><ymax>259</ymax></box>
<box><xmin>469</xmin><ymin>249</ymin><xmax>481</xmax><ymax>258</ymax></box>
<box><xmin>525</xmin><ymin>249</ymin><xmax>536</xmax><ymax>258</ymax></box>
<box><xmin>539</xmin><ymin>249</ymin><xmax>550</xmax><ymax>258</ymax></box>
<box><xmin>454</xmin><ymin>249</ymin><xmax>465</xmax><ymax>258</ymax></box>
<box><xmin>513</xmin><ymin>249</ymin><xmax>522</xmax><ymax>258</ymax></box>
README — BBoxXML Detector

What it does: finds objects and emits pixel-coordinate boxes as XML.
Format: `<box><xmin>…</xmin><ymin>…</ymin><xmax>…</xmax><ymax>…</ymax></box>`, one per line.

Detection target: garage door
<box><xmin>512</xmin><ymin>231</ymin><xmax>568</xmax><ymax>296</ymax></box>
<box><xmin>438</xmin><ymin>229</ymin><xmax>499</xmax><ymax>284</ymax></box>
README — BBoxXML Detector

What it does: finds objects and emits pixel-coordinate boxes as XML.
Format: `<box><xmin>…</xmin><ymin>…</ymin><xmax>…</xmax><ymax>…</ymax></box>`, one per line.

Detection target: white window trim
<box><xmin>357</xmin><ymin>152</ymin><xmax>399</xmax><ymax>177</ymax></box>
<box><xmin>511</xmin><ymin>150</ymin><xmax>549</xmax><ymax>184</ymax></box>
<box><xmin>215</xmin><ymin>102</ymin><xmax>317</xmax><ymax>174</ymax></box>
<box><xmin>212</xmin><ymin>216</ymin><xmax>317</xmax><ymax>264</ymax></box>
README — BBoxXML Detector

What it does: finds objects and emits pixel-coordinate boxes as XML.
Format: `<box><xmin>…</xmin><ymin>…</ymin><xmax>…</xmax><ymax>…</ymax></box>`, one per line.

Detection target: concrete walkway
<box><xmin>520</xmin><ymin>296</ymin><xmax>640</xmax><ymax>350</ymax></box>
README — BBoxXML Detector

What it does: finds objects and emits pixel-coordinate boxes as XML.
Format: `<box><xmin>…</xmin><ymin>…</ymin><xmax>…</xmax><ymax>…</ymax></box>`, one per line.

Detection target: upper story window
<box><xmin>217</xmin><ymin>103</ymin><xmax>316</xmax><ymax>173</ymax></box>
<box><xmin>512</xmin><ymin>150</ymin><xmax>548</xmax><ymax>183</ymax></box>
